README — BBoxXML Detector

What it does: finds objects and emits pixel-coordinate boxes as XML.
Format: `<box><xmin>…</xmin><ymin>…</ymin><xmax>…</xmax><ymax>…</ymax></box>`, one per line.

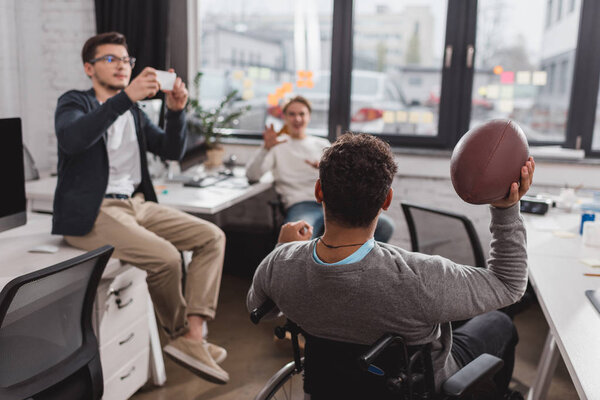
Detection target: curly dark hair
<box><xmin>319</xmin><ymin>133</ymin><xmax>397</xmax><ymax>227</ymax></box>
<box><xmin>81</xmin><ymin>32</ymin><xmax>128</xmax><ymax>64</ymax></box>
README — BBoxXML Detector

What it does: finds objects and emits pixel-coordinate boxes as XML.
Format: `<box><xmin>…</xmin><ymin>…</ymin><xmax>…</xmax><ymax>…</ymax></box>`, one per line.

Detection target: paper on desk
<box><xmin>580</xmin><ymin>258</ymin><xmax>600</xmax><ymax>267</ymax></box>
<box><xmin>553</xmin><ymin>230</ymin><xmax>577</xmax><ymax>238</ymax></box>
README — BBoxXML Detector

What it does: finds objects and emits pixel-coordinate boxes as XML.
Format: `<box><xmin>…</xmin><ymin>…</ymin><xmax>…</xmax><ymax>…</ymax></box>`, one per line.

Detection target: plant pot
<box><xmin>204</xmin><ymin>146</ymin><xmax>225</xmax><ymax>168</ymax></box>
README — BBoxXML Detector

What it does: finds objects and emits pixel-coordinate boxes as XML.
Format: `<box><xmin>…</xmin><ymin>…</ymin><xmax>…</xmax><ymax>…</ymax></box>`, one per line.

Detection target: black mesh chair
<box><xmin>0</xmin><ymin>245</ymin><xmax>113</xmax><ymax>400</ymax></box>
<box><xmin>251</xmin><ymin>301</ymin><xmax>506</xmax><ymax>400</ymax></box>
<box><xmin>401</xmin><ymin>202</ymin><xmax>485</xmax><ymax>268</ymax></box>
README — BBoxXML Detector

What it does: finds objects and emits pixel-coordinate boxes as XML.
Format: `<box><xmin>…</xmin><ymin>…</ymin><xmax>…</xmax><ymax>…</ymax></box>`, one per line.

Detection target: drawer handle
<box><xmin>119</xmin><ymin>332</ymin><xmax>135</xmax><ymax>345</ymax></box>
<box><xmin>109</xmin><ymin>280</ymin><xmax>133</xmax><ymax>297</ymax></box>
<box><xmin>116</xmin><ymin>298</ymin><xmax>133</xmax><ymax>309</ymax></box>
<box><xmin>120</xmin><ymin>366</ymin><xmax>135</xmax><ymax>380</ymax></box>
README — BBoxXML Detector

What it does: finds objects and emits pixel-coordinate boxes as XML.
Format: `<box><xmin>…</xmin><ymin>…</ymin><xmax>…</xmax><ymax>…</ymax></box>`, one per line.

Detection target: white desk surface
<box><xmin>25</xmin><ymin>169</ymin><xmax>273</xmax><ymax>215</ymax></box>
<box><xmin>525</xmin><ymin>211</ymin><xmax>600</xmax><ymax>400</ymax></box>
<box><xmin>0</xmin><ymin>213</ymin><xmax>125</xmax><ymax>292</ymax></box>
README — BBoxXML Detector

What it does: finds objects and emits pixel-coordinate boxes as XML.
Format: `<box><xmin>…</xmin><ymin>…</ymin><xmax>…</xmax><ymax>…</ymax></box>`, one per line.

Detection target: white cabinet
<box><xmin>94</xmin><ymin>265</ymin><xmax>154</xmax><ymax>400</ymax></box>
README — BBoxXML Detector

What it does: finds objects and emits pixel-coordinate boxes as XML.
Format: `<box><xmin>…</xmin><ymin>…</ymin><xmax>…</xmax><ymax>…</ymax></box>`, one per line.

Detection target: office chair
<box><xmin>251</xmin><ymin>301</ymin><xmax>506</xmax><ymax>400</ymax></box>
<box><xmin>0</xmin><ymin>245</ymin><xmax>113</xmax><ymax>400</ymax></box>
<box><xmin>400</xmin><ymin>201</ymin><xmax>485</xmax><ymax>268</ymax></box>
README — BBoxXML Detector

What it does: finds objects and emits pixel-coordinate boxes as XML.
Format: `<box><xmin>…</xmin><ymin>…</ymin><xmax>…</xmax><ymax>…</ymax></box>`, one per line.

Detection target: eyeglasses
<box><xmin>88</xmin><ymin>55</ymin><xmax>136</xmax><ymax>68</ymax></box>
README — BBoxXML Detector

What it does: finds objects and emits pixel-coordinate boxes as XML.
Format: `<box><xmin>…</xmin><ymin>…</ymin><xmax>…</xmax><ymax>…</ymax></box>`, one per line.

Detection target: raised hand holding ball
<box><xmin>450</xmin><ymin>119</ymin><xmax>530</xmax><ymax>204</ymax></box>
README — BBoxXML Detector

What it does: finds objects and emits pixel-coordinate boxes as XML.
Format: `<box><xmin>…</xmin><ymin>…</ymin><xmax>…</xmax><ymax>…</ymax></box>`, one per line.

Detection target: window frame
<box><xmin>188</xmin><ymin>0</ymin><xmax>600</xmax><ymax>157</ymax></box>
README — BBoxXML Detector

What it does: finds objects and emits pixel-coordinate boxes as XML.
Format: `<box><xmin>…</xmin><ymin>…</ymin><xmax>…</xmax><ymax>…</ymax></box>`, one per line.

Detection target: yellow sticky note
<box><xmin>421</xmin><ymin>111</ymin><xmax>434</xmax><ymax>124</ymax></box>
<box><xmin>242</xmin><ymin>89</ymin><xmax>254</xmax><ymax>100</ymax></box>
<box><xmin>396</xmin><ymin>111</ymin><xmax>408</xmax><ymax>123</ymax></box>
<box><xmin>532</xmin><ymin>71</ymin><xmax>547</xmax><ymax>86</ymax></box>
<box><xmin>383</xmin><ymin>111</ymin><xmax>395</xmax><ymax>124</ymax></box>
<box><xmin>478</xmin><ymin>86</ymin><xmax>488</xmax><ymax>96</ymax></box>
<box><xmin>516</xmin><ymin>71</ymin><xmax>531</xmax><ymax>85</ymax></box>
<box><xmin>243</xmin><ymin>78</ymin><xmax>253</xmax><ymax>89</ymax></box>
<box><xmin>232</xmin><ymin>70</ymin><xmax>245</xmax><ymax>80</ymax></box>
<box><xmin>408</xmin><ymin>112</ymin><xmax>420</xmax><ymax>124</ymax></box>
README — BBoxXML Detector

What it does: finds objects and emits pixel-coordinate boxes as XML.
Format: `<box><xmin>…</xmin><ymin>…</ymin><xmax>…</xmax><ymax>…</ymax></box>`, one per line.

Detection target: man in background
<box><xmin>246</xmin><ymin>96</ymin><xmax>395</xmax><ymax>242</ymax></box>
<box><xmin>53</xmin><ymin>32</ymin><xmax>228</xmax><ymax>384</ymax></box>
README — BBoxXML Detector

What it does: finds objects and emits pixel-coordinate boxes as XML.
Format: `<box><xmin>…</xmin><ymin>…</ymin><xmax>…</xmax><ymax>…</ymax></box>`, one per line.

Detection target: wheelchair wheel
<box><xmin>254</xmin><ymin>358</ymin><xmax>305</xmax><ymax>400</ymax></box>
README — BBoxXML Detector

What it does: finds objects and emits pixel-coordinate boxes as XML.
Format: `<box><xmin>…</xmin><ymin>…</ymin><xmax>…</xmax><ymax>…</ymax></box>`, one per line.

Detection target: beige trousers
<box><xmin>65</xmin><ymin>196</ymin><xmax>225</xmax><ymax>338</ymax></box>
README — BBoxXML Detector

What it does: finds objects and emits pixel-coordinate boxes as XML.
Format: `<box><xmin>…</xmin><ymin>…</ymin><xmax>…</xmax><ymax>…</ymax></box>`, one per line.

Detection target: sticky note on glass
<box><xmin>498</xmin><ymin>100</ymin><xmax>514</xmax><ymax>113</ymax></box>
<box><xmin>421</xmin><ymin>112</ymin><xmax>434</xmax><ymax>124</ymax></box>
<box><xmin>232</xmin><ymin>70</ymin><xmax>245</xmax><ymax>80</ymax></box>
<box><xmin>500</xmin><ymin>71</ymin><xmax>515</xmax><ymax>84</ymax></box>
<box><xmin>487</xmin><ymin>85</ymin><xmax>500</xmax><ymax>99</ymax></box>
<box><xmin>500</xmin><ymin>86</ymin><xmax>514</xmax><ymax>99</ymax></box>
<box><xmin>383</xmin><ymin>111</ymin><xmax>395</xmax><ymax>124</ymax></box>
<box><xmin>259</xmin><ymin>68</ymin><xmax>271</xmax><ymax>80</ymax></box>
<box><xmin>580</xmin><ymin>258</ymin><xmax>600</xmax><ymax>267</ymax></box>
<box><xmin>247</xmin><ymin>67</ymin><xmax>259</xmax><ymax>79</ymax></box>
<box><xmin>516</xmin><ymin>71</ymin><xmax>531</xmax><ymax>85</ymax></box>
<box><xmin>409</xmin><ymin>112</ymin><xmax>420</xmax><ymax>123</ymax></box>
<box><xmin>396</xmin><ymin>111</ymin><xmax>408</xmax><ymax>122</ymax></box>
<box><xmin>532</xmin><ymin>71</ymin><xmax>547</xmax><ymax>86</ymax></box>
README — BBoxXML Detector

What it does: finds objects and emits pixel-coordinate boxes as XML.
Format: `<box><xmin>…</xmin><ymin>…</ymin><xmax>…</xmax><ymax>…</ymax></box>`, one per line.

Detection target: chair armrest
<box><xmin>442</xmin><ymin>353</ymin><xmax>504</xmax><ymax>397</ymax></box>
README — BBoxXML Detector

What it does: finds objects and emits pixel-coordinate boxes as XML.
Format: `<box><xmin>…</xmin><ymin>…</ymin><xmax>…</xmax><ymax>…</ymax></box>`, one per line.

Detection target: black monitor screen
<box><xmin>0</xmin><ymin>118</ymin><xmax>26</xmax><ymax>231</ymax></box>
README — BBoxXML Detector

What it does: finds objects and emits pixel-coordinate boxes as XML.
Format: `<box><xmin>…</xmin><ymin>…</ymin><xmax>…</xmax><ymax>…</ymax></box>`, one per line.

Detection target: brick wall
<box><xmin>0</xmin><ymin>0</ymin><xmax>95</xmax><ymax>171</ymax></box>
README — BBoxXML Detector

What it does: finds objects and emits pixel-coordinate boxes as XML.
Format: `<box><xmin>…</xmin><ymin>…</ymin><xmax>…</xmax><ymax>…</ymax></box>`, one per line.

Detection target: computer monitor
<box><xmin>0</xmin><ymin>118</ymin><xmax>26</xmax><ymax>233</ymax></box>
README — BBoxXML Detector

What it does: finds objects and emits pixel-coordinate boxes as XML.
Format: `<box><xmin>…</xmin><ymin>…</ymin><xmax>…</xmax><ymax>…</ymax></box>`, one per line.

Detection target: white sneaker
<box><xmin>164</xmin><ymin>336</ymin><xmax>229</xmax><ymax>384</ymax></box>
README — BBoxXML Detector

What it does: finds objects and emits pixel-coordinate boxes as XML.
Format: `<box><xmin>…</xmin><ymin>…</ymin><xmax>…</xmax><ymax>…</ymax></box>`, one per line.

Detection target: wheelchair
<box><xmin>251</xmin><ymin>299</ymin><xmax>508</xmax><ymax>400</ymax></box>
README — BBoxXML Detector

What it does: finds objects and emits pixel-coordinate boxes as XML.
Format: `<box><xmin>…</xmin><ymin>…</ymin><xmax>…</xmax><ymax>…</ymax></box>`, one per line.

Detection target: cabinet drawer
<box><xmin>100</xmin><ymin>316</ymin><xmax>149</xmax><ymax>380</ymax></box>
<box><xmin>97</xmin><ymin>266</ymin><xmax>147</xmax><ymax>306</ymax></box>
<box><xmin>102</xmin><ymin>348</ymin><xmax>149</xmax><ymax>400</ymax></box>
<box><xmin>98</xmin><ymin>281</ymin><xmax>148</xmax><ymax>344</ymax></box>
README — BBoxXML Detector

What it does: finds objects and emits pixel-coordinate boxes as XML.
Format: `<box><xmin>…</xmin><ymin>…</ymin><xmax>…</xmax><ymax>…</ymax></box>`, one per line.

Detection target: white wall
<box><xmin>0</xmin><ymin>0</ymin><xmax>96</xmax><ymax>171</ymax></box>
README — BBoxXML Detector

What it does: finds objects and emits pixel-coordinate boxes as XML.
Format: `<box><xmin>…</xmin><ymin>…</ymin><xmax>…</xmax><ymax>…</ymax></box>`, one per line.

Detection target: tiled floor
<box><xmin>131</xmin><ymin>273</ymin><xmax>578</xmax><ymax>400</ymax></box>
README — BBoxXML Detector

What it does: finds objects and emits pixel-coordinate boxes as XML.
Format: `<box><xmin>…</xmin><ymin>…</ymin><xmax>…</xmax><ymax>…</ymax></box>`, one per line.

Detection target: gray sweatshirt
<box><xmin>247</xmin><ymin>204</ymin><xmax>527</xmax><ymax>388</ymax></box>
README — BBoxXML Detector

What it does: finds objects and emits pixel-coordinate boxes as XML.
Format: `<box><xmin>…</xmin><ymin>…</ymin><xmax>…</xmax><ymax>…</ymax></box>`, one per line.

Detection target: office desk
<box><xmin>0</xmin><ymin>213</ymin><xmax>166</xmax><ymax>400</ymax></box>
<box><xmin>525</xmin><ymin>211</ymin><xmax>600</xmax><ymax>400</ymax></box>
<box><xmin>25</xmin><ymin>171</ymin><xmax>273</xmax><ymax>224</ymax></box>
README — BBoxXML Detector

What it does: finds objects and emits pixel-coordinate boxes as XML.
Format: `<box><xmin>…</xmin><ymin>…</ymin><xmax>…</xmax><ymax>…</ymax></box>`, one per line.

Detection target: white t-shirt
<box><xmin>246</xmin><ymin>135</ymin><xmax>331</xmax><ymax>208</ymax></box>
<box><xmin>104</xmin><ymin>110</ymin><xmax>141</xmax><ymax>196</ymax></box>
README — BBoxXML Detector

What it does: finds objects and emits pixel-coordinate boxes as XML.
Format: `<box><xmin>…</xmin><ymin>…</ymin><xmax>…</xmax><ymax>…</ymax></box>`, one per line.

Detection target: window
<box><xmin>189</xmin><ymin>0</ymin><xmax>600</xmax><ymax>157</ymax></box>
<box><xmin>472</xmin><ymin>0</ymin><xmax>579</xmax><ymax>144</ymax></box>
<box><xmin>351</xmin><ymin>0</ymin><xmax>447</xmax><ymax>138</ymax></box>
<box><xmin>196</xmin><ymin>0</ymin><xmax>333</xmax><ymax>136</ymax></box>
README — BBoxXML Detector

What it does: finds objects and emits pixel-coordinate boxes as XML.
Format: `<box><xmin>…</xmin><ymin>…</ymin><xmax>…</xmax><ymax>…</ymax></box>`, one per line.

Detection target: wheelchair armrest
<box><xmin>442</xmin><ymin>353</ymin><xmax>504</xmax><ymax>397</ymax></box>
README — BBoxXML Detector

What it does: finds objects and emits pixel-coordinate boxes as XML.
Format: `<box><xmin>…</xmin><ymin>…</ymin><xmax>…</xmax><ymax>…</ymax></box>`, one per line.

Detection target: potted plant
<box><xmin>187</xmin><ymin>71</ymin><xmax>251</xmax><ymax>167</ymax></box>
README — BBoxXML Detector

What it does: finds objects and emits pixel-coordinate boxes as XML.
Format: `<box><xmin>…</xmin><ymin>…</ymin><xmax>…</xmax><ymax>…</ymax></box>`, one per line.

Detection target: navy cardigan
<box><xmin>52</xmin><ymin>89</ymin><xmax>187</xmax><ymax>236</ymax></box>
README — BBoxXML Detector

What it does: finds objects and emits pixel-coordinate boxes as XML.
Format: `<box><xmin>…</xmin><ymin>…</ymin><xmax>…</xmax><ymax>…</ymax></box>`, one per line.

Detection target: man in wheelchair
<box><xmin>247</xmin><ymin>133</ymin><xmax>534</xmax><ymax>399</ymax></box>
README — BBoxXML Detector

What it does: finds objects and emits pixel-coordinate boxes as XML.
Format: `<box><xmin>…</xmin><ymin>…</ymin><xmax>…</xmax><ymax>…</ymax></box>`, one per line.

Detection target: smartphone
<box><xmin>155</xmin><ymin>70</ymin><xmax>176</xmax><ymax>91</ymax></box>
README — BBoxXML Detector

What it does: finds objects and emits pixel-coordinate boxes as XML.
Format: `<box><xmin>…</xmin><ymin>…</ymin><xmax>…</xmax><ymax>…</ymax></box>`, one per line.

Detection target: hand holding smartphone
<box><xmin>155</xmin><ymin>70</ymin><xmax>177</xmax><ymax>91</ymax></box>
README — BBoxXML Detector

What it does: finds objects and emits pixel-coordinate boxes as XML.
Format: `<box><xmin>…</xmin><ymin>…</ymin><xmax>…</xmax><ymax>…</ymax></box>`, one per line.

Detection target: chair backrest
<box><xmin>0</xmin><ymin>245</ymin><xmax>113</xmax><ymax>400</ymax></box>
<box><xmin>303</xmin><ymin>332</ymin><xmax>435</xmax><ymax>400</ymax></box>
<box><xmin>401</xmin><ymin>202</ymin><xmax>485</xmax><ymax>268</ymax></box>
